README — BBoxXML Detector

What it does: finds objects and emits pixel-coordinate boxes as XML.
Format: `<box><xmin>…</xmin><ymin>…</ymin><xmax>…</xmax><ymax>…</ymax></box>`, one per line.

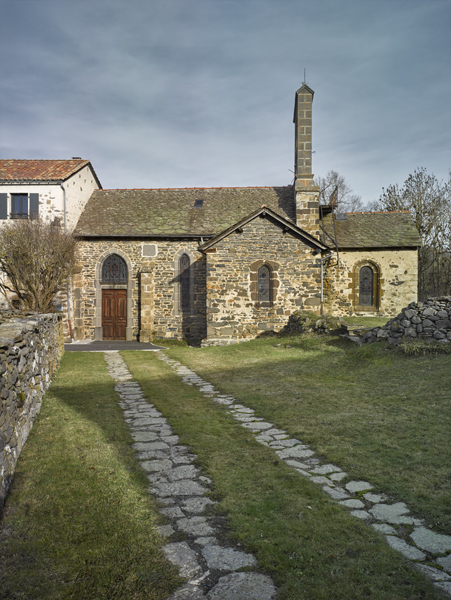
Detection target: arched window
<box><xmin>258</xmin><ymin>265</ymin><xmax>271</xmax><ymax>303</ymax></box>
<box><xmin>359</xmin><ymin>266</ymin><xmax>373</xmax><ymax>306</ymax></box>
<box><xmin>101</xmin><ymin>254</ymin><xmax>127</xmax><ymax>284</ymax></box>
<box><xmin>180</xmin><ymin>253</ymin><xmax>190</xmax><ymax>310</ymax></box>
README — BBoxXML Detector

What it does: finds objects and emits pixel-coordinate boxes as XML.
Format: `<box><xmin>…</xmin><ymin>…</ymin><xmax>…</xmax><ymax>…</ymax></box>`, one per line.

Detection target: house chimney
<box><xmin>293</xmin><ymin>84</ymin><xmax>320</xmax><ymax>236</ymax></box>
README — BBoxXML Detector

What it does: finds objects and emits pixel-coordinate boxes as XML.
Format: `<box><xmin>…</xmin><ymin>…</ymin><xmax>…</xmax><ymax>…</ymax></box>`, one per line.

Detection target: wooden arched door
<box><xmin>101</xmin><ymin>254</ymin><xmax>128</xmax><ymax>340</ymax></box>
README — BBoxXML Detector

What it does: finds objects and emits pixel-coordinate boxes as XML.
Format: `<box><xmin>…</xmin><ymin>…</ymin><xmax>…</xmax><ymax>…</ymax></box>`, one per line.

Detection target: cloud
<box><xmin>0</xmin><ymin>0</ymin><xmax>449</xmax><ymax>202</ymax></box>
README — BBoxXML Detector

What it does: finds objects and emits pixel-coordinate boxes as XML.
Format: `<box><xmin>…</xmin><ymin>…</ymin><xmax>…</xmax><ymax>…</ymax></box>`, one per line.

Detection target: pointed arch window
<box><xmin>258</xmin><ymin>265</ymin><xmax>271</xmax><ymax>303</ymax></box>
<box><xmin>180</xmin><ymin>253</ymin><xmax>190</xmax><ymax>310</ymax></box>
<box><xmin>101</xmin><ymin>254</ymin><xmax>128</xmax><ymax>284</ymax></box>
<box><xmin>359</xmin><ymin>266</ymin><xmax>373</xmax><ymax>306</ymax></box>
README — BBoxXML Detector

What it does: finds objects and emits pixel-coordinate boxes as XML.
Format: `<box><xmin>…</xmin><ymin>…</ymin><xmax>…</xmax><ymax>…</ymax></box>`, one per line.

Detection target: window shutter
<box><xmin>0</xmin><ymin>193</ymin><xmax>7</xmax><ymax>219</ymax></box>
<box><xmin>29</xmin><ymin>193</ymin><xmax>39</xmax><ymax>219</ymax></box>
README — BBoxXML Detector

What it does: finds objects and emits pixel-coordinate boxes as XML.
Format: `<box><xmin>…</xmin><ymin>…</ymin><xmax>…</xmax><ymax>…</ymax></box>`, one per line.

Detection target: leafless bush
<box><xmin>0</xmin><ymin>218</ymin><xmax>77</xmax><ymax>313</ymax></box>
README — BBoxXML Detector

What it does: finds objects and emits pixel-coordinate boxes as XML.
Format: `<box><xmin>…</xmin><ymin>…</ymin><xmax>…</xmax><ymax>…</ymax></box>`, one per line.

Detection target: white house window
<box><xmin>0</xmin><ymin>193</ymin><xmax>39</xmax><ymax>220</ymax></box>
<box><xmin>11</xmin><ymin>194</ymin><xmax>28</xmax><ymax>219</ymax></box>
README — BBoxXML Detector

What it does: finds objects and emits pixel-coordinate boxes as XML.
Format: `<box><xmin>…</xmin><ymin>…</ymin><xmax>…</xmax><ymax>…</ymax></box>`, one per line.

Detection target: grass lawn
<box><xmin>342</xmin><ymin>316</ymin><xmax>389</xmax><ymax>327</ymax></box>
<box><xmin>123</xmin><ymin>348</ymin><xmax>445</xmax><ymax>600</ymax></box>
<box><xmin>0</xmin><ymin>352</ymin><xmax>182</xmax><ymax>600</ymax></box>
<box><xmin>164</xmin><ymin>334</ymin><xmax>451</xmax><ymax>536</ymax></box>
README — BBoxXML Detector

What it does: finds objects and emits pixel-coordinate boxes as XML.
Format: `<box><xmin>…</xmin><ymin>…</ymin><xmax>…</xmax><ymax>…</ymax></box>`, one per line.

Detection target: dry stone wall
<box><xmin>0</xmin><ymin>312</ymin><xmax>63</xmax><ymax>513</ymax></box>
<box><xmin>358</xmin><ymin>297</ymin><xmax>451</xmax><ymax>346</ymax></box>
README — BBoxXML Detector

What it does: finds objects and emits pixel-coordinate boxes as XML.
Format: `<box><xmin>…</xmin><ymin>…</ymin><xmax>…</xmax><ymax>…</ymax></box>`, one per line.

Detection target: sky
<box><xmin>0</xmin><ymin>0</ymin><xmax>450</xmax><ymax>207</ymax></box>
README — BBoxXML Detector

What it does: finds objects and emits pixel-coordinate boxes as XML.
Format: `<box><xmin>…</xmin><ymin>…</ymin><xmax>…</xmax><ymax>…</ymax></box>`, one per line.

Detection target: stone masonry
<box><xmin>324</xmin><ymin>249</ymin><xmax>419</xmax><ymax>317</ymax></box>
<box><xmin>73</xmin><ymin>239</ymin><xmax>207</xmax><ymax>342</ymax></box>
<box><xmin>356</xmin><ymin>296</ymin><xmax>451</xmax><ymax>346</ymax></box>
<box><xmin>0</xmin><ymin>312</ymin><xmax>63</xmax><ymax>513</ymax></box>
<box><xmin>204</xmin><ymin>216</ymin><xmax>322</xmax><ymax>342</ymax></box>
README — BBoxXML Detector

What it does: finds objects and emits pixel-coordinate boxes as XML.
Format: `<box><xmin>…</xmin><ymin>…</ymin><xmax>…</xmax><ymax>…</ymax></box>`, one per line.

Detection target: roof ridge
<box><xmin>0</xmin><ymin>158</ymin><xmax>89</xmax><ymax>163</ymax></box>
<box><xmin>99</xmin><ymin>185</ymin><xmax>292</xmax><ymax>192</ymax></box>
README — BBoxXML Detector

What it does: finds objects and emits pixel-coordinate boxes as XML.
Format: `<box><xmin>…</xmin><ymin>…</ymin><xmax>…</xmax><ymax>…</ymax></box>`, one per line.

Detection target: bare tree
<box><xmin>0</xmin><ymin>218</ymin><xmax>77</xmax><ymax>313</ymax></box>
<box><xmin>375</xmin><ymin>168</ymin><xmax>451</xmax><ymax>298</ymax></box>
<box><xmin>314</xmin><ymin>170</ymin><xmax>364</xmax><ymax>212</ymax></box>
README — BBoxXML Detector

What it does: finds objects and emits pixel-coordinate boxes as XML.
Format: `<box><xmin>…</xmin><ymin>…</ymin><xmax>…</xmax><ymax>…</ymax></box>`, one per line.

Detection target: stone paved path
<box><xmin>154</xmin><ymin>352</ymin><xmax>451</xmax><ymax>598</ymax></box>
<box><xmin>104</xmin><ymin>351</ymin><xmax>276</xmax><ymax>600</ymax></box>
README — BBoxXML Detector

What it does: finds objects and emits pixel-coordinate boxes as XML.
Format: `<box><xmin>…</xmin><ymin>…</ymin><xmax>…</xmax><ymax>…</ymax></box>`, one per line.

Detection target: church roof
<box><xmin>321</xmin><ymin>211</ymin><xmax>421</xmax><ymax>249</ymax></box>
<box><xmin>75</xmin><ymin>186</ymin><xmax>295</xmax><ymax>237</ymax></box>
<box><xmin>0</xmin><ymin>159</ymin><xmax>99</xmax><ymax>184</ymax></box>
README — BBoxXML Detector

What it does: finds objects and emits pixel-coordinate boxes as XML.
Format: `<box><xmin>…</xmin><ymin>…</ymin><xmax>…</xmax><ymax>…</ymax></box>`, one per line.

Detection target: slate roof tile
<box><xmin>321</xmin><ymin>211</ymin><xmax>421</xmax><ymax>249</ymax></box>
<box><xmin>75</xmin><ymin>187</ymin><xmax>296</xmax><ymax>237</ymax></box>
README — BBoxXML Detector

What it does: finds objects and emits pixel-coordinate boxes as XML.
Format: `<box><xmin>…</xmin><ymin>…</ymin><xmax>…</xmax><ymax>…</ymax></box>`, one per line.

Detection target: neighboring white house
<box><xmin>0</xmin><ymin>159</ymin><xmax>102</xmax><ymax>318</ymax></box>
<box><xmin>0</xmin><ymin>159</ymin><xmax>102</xmax><ymax>230</ymax></box>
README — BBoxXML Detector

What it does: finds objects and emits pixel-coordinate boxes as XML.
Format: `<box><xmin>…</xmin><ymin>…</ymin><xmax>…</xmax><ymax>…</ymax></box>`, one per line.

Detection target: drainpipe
<box><xmin>320</xmin><ymin>251</ymin><xmax>334</xmax><ymax>316</ymax></box>
<box><xmin>61</xmin><ymin>182</ymin><xmax>74</xmax><ymax>342</ymax></box>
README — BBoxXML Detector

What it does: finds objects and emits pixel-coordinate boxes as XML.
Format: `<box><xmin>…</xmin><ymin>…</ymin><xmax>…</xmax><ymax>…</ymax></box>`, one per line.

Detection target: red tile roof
<box><xmin>0</xmin><ymin>159</ymin><xmax>92</xmax><ymax>182</ymax></box>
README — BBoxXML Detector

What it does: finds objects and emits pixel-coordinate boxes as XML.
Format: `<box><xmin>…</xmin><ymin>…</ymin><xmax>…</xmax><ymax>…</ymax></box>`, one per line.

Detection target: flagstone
<box><xmin>364</xmin><ymin>492</ymin><xmax>388</xmax><ymax>503</ymax></box>
<box><xmin>132</xmin><ymin>441</ymin><xmax>170</xmax><ymax>452</ymax></box>
<box><xmin>410</xmin><ymin>527</ymin><xmax>451</xmax><ymax>554</ymax></box>
<box><xmin>163</xmin><ymin>542</ymin><xmax>202</xmax><ymax>579</ymax></box>
<box><xmin>437</xmin><ymin>555</ymin><xmax>451</xmax><ymax>574</ymax></box>
<box><xmin>277</xmin><ymin>446</ymin><xmax>315</xmax><ymax>459</ymax></box>
<box><xmin>153</xmin><ymin>480</ymin><xmax>207</xmax><ymax>497</ymax></box>
<box><xmin>349</xmin><ymin>510</ymin><xmax>371</xmax><ymax>520</ymax></box>
<box><xmin>370</xmin><ymin>502</ymin><xmax>414</xmax><ymax>525</ymax></box>
<box><xmin>323</xmin><ymin>486</ymin><xmax>349</xmax><ymax>500</ymax></box>
<box><xmin>206</xmin><ymin>572</ymin><xmax>276</xmax><ymax>600</ymax></box>
<box><xmin>329</xmin><ymin>472</ymin><xmax>347</xmax><ymax>482</ymax></box>
<box><xmin>177</xmin><ymin>516</ymin><xmax>215</xmax><ymax>537</ymax></box>
<box><xmin>385</xmin><ymin>536</ymin><xmax>426</xmax><ymax>561</ymax></box>
<box><xmin>241</xmin><ymin>421</ymin><xmax>273</xmax><ymax>431</ymax></box>
<box><xmin>311</xmin><ymin>476</ymin><xmax>334</xmax><ymax>486</ymax></box>
<box><xmin>345</xmin><ymin>480</ymin><xmax>374</xmax><ymax>493</ymax></box>
<box><xmin>340</xmin><ymin>499</ymin><xmax>365</xmax><ymax>509</ymax></box>
<box><xmin>310</xmin><ymin>464</ymin><xmax>342</xmax><ymax>475</ymax></box>
<box><xmin>416</xmin><ymin>564</ymin><xmax>451</xmax><ymax>582</ymax></box>
<box><xmin>202</xmin><ymin>544</ymin><xmax>257</xmax><ymax>570</ymax></box>
<box><xmin>181</xmin><ymin>497</ymin><xmax>215</xmax><ymax>514</ymax></box>
<box><xmin>372</xmin><ymin>523</ymin><xmax>397</xmax><ymax>535</ymax></box>
<box><xmin>140</xmin><ymin>459</ymin><xmax>173</xmax><ymax>472</ymax></box>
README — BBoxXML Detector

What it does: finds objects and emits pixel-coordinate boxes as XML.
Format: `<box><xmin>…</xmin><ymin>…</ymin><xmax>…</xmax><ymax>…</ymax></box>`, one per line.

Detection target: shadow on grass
<box><xmin>0</xmin><ymin>351</ymin><xmax>183</xmax><ymax>600</ymax></box>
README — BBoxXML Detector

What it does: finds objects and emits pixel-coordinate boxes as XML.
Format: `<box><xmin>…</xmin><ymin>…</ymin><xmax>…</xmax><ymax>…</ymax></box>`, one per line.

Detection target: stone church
<box><xmin>1</xmin><ymin>85</ymin><xmax>421</xmax><ymax>344</ymax></box>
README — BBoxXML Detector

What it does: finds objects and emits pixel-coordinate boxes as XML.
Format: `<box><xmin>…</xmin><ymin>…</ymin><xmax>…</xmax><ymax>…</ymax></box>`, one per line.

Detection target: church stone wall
<box><xmin>73</xmin><ymin>239</ymin><xmax>207</xmax><ymax>342</ymax></box>
<box><xmin>204</xmin><ymin>216</ymin><xmax>322</xmax><ymax>342</ymax></box>
<box><xmin>324</xmin><ymin>248</ymin><xmax>418</xmax><ymax>317</ymax></box>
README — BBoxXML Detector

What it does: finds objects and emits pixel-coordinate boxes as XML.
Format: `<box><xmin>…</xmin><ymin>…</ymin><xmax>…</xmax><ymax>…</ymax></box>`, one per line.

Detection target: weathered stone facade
<box><xmin>73</xmin><ymin>239</ymin><xmax>207</xmax><ymax>342</ymax></box>
<box><xmin>203</xmin><ymin>215</ymin><xmax>322</xmax><ymax>342</ymax></box>
<box><xmin>0</xmin><ymin>312</ymin><xmax>63</xmax><ymax>513</ymax></box>
<box><xmin>324</xmin><ymin>249</ymin><xmax>419</xmax><ymax>316</ymax></box>
<box><xmin>63</xmin><ymin>84</ymin><xmax>421</xmax><ymax>344</ymax></box>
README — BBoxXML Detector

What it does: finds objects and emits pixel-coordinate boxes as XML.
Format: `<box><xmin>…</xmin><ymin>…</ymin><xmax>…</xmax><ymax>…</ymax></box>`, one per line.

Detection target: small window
<box><xmin>359</xmin><ymin>266</ymin><xmax>373</xmax><ymax>306</ymax></box>
<box><xmin>258</xmin><ymin>265</ymin><xmax>271</xmax><ymax>303</ymax></box>
<box><xmin>180</xmin><ymin>254</ymin><xmax>190</xmax><ymax>310</ymax></box>
<box><xmin>194</xmin><ymin>199</ymin><xmax>203</xmax><ymax>208</ymax></box>
<box><xmin>11</xmin><ymin>194</ymin><xmax>28</xmax><ymax>219</ymax></box>
<box><xmin>101</xmin><ymin>254</ymin><xmax>128</xmax><ymax>284</ymax></box>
